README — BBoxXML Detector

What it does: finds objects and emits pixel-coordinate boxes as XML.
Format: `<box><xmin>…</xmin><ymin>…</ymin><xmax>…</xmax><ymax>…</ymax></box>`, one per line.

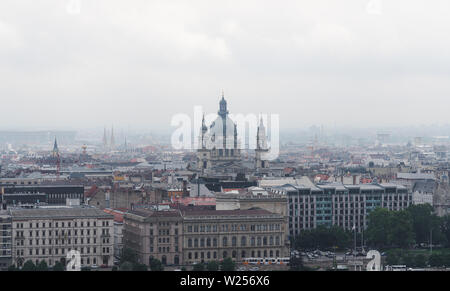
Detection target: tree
<box><xmin>292</xmin><ymin>225</ymin><xmax>351</xmax><ymax>250</ymax></box>
<box><xmin>289</xmin><ymin>255</ymin><xmax>304</xmax><ymax>271</ymax></box>
<box><xmin>193</xmin><ymin>263</ymin><xmax>205</xmax><ymax>271</ymax></box>
<box><xmin>133</xmin><ymin>263</ymin><xmax>148</xmax><ymax>271</ymax></box>
<box><xmin>120</xmin><ymin>248</ymin><xmax>138</xmax><ymax>265</ymax></box>
<box><xmin>220</xmin><ymin>258</ymin><xmax>235</xmax><ymax>271</ymax></box>
<box><xmin>112</xmin><ymin>266</ymin><xmax>118</xmax><ymax>271</ymax></box>
<box><xmin>149</xmin><ymin>257</ymin><xmax>164</xmax><ymax>271</ymax></box>
<box><xmin>428</xmin><ymin>254</ymin><xmax>444</xmax><ymax>268</ymax></box>
<box><xmin>388</xmin><ymin>210</ymin><xmax>414</xmax><ymax>248</ymax></box>
<box><xmin>407</xmin><ymin>204</ymin><xmax>434</xmax><ymax>244</ymax></box>
<box><xmin>413</xmin><ymin>254</ymin><xmax>427</xmax><ymax>268</ymax></box>
<box><xmin>36</xmin><ymin>260</ymin><xmax>49</xmax><ymax>271</ymax></box>
<box><xmin>385</xmin><ymin>250</ymin><xmax>402</xmax><ymax>266</ymax></box>
<box><xmin>441</xmin><ymin>215</ymin><xmax>450</xmax><ymax>247</ymax></box>
<box><xmin>181</xmin><ymin>267</ymin><xmax>187</xmax><ymax>271</ymax></box>
<box><xmin>53</xmin><ymin>261</ymin><xmax>65</xmax><ymax>271</ymax></box>
<box><xmin>21</xmin><ymin>260</ymin><xmax>36</xmax><ymax>271</ymax></box>
<box><xmin>119</xmin><ymin>261</ymin><xmax>133</xmax><ymax>271</ymax></box>
<box><xmin>7</xmin><ymin>265</ymin><xmax>18</xmax><ymax>271</ymax></box>
<box><xmin>366</xmin><ymin>208</ymin><xmax>392</xmax><ymax>248</ymax></box>
<box><xmin>402</xmin><ymin>254</ymin><xmax>414</xmax><ymax>267</ymax></box>
<box><xmin>206</xmin><ymin>261</ymin><xmax>219</xmax><ymax>271</ymax></box>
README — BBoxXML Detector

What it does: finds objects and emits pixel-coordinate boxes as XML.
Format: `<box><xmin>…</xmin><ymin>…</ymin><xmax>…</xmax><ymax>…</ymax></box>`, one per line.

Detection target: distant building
<box><xmin>197</xmin><ymin>94</ymin><xmax>241</xmax><ymax>172</ymax></box>
<box><xmin>1</xmin><ymin>185</ymin><xmax>84</xmax><ymax>206</ymax></box>
<box><xmin>412</xmin><ymin>180</ymin><xmax>435</xmax><ymax>205</ymax></box>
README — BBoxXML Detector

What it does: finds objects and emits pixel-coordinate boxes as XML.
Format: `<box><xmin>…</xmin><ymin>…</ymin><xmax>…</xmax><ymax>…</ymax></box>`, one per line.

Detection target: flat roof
<box><xmin>10</xmin><ymin>207</ymin><xmax>113</xmax><ymax>220</ymax></box>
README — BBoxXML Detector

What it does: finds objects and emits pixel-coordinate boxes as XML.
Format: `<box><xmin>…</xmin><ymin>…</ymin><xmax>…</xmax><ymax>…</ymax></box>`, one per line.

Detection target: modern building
<box><xmin>272</xmin><ymin>182</ymin><xmax>411</xmax><ymax>237</ymax></box>
<box><xmin>10</xmin><ymin>206</ymin><xmax>114</xmax><ymax>268</ymax></box>
<box><xmin>1</xmin><ymin>185</ymin><xmax>84</xmax><ymax>205</ymax></box>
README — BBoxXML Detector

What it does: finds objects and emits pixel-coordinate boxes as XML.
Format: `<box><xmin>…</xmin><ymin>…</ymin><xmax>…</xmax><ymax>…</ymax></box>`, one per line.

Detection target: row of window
<box><xmin>290</xmin><ymin>194</ymin><xmax>411</xmax><ymax>203</ymax></box>
<box><xmin>186</xmin><ymin>236</ymin><xmax>281</xmax><ymax>248</ymax></box>
<box><xmin>16</xmin><ymin>246</ymin><xmax>110</xmax><ymax>256</ymax></box>
<box><xmin>186</xmin><ymin>223</ymin><xmax>281</xmax><ymax>233</ymax></box>
<box><xmin>15</xmin><ymin>220</ymin><xmax>110</xmax><ymax>229</ymax></box>
<box><xmin>187</xmin><ymin>249</ymin><xmax>281</xmax><ymax>262</ymax></box>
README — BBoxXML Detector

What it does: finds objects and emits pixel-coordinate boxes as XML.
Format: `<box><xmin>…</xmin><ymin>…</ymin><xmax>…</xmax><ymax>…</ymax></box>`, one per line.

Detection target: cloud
<box><xmin>0</xmin><ymin>0</ymin><xmax>450</xmax><ymax>131</ymax></box>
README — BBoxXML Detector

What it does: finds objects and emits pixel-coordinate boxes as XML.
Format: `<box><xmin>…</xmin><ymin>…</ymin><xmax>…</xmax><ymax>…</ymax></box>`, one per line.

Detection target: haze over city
<box><xmin>1</xmin><ymin>0</ymin><xmax>450</xmax><ymax>133</ymax></box>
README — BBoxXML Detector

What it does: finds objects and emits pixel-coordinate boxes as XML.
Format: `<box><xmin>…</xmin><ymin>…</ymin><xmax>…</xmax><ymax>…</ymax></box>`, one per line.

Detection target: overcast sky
<box><xmin>1</xmin><ymin>0</ymin><xmax>450</xmax><ymax>133</ymax></box>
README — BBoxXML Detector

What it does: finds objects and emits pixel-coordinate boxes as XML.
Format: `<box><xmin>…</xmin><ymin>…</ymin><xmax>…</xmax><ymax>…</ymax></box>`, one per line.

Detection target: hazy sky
<box><xmin>1</xmin><ymin>0</ymin><xmax>450</xmax><ymax>133</ymax></box>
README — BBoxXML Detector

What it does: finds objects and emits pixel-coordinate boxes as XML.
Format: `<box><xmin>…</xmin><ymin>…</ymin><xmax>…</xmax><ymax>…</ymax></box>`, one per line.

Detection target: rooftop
<box><xmin>10</xmin><ymin>206</ymin><xmax>113</xmax><ymax>220</ymax></box>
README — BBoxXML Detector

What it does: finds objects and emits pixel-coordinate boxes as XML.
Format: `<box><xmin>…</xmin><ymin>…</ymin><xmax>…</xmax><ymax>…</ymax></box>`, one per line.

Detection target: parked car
<box><xmin>91</xmin><ymin>264</ymin><xmax>99</xmax><ymax>269</ymax></box>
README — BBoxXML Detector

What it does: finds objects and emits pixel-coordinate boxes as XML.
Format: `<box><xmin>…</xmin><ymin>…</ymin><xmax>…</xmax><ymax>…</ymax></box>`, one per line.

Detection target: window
<box><xmin>241</xmin><ymin>236</ymin><xmax>246</xmax><ymax>247</ymax></box>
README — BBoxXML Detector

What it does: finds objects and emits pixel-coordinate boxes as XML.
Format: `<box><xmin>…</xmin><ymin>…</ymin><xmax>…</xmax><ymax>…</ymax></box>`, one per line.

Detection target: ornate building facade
<box><xmin>197</xmin><ymin>93</ymin><xmax>270</xmax><ymax>173</ymax></box>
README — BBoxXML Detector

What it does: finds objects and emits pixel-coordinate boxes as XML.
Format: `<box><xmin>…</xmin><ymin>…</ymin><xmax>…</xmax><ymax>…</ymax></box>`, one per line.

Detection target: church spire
<box><xmin>52</xmin><ymin>137</ymin><xmax>59</xmax><ymax>158</ymax></box>
<box><xmin>110</xmin><ymin>126</ymin><xmax>115</xmax><ymax>150</ymax></box>
<box><xmin>103</xmin><ymin>126</ymin><xmax>108</xmax><ymax>149</ymax></box>
<box><xmin>218</xmin><ymin>90</ymin><xmax>228</xmax><ymax>118</ymax></box>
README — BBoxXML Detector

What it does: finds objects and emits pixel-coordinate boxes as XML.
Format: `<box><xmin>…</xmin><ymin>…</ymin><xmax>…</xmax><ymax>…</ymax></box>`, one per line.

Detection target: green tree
<box><xmin>441</xmin><ymin>215</ymin><xmax>450</xmax><ymax>247</ymax></box>
<box><xmin>385</xmin><ymin>249</ymin><xmax>402</xmax><ymax>265</ymax></box>
<box><xmin>442</xmin><ymin>253</ymin><xmax>450</xmax><ymax>267</ymax></box>
<box><xmin>428</xmin><ymin>254</ymin><xmax>444</xmax><ymax>267</ymax></box>
<box><xmin>407</xmin><ymin>204</ymin><xmax>434</xmax><ymax>244</ymax></box>
<box><xmin>181</xmin><ymin>266</ymin><xmax>187</xmax><ymax>271</ymax></box>
<box><xmin>366</xmin><ymin>208</ymin><xmax>392</xmax><ymax>248</ymax></box>
<box><xmin>389</xmin><ymin>210</ymin><xmax>414</xmax><ymax>248</ymax></box>
<box><xmin>36</xmin><ymin>260</ymin><xmax>49</xmax><ymax>271</ymax></box>
<box><xmin>220</xmin><ymin>258</ymin><xmax>235</xmax><ymax>271</ymax></box>
<box><xmin>53</xmin><ymin>261</ymin><xmax>65</xmax><ymax>271</ymax></box>
<box><xmin>149</xmin><ymin>257</ymin><xmax>164</xmax><ymax>271</ymax></box>
<box><xmin>112</xmin><ymin>266</ymin><xmax>118</xmax><ymax>271</ymax></box>
<box><xmin>21</xmin><ymin>260</ymin><xmax>36</xmax><ymax>271</ymax></box>
<box><xmin>7</xmin><ymin>265</ymin><xmax>18</xmax><ymax>271</ymax></box>
<box><xmin>206</xmin><ymin>261</ymin><xmax>219</xmax><ymax>271</ymax></box>
<box><xmin>119</xmin><ymin>261</ymin><xmax>133</xmax><ymax>271</ymax></box>
<box><xmin>193</xmin><ymin>263</ymin><xmax>205</xmax><ymax>271</ymax></box>
<box><xmin>293</xmin><ymin>225</ymin><xmax>351</xmax><ymax>250</ymax></box>
<box><xmin>132</xmin><ymin>263</ymin><xmax>148</xmax><ymax>271</ymax></box>
<box><xmin>289</xmin><ymin>255</ymin><xmax>304</xmax><ymax>271</ymax></box>
<box><xmin>413</xmin><ymin>254</ymin><xmax>427</xmax><ymax>268</ymax></box>
<box><xmin>120</xmin><ymin>248</ymin><xmax>138</xmax><ymax>265</ymax></box>
<box><xmin>402</xmin><ymin>254</ymin><xmax>414</xmax><ymax>267</ymax></box>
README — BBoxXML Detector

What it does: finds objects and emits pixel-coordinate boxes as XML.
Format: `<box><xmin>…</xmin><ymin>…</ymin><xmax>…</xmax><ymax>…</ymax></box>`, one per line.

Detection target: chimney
<box><xmin>353</xmin><ymin>175</ymin><xmax>357</xmax><ymax>185</ymax></box>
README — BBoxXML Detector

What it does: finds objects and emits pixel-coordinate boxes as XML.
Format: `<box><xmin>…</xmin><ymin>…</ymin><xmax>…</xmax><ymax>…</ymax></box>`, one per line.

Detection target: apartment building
<box><xmin>10</xmin><ymin>206</ymin><xmax>114</xmax><ymax>268</ymax></box>
<box><xmin>123</xmin><ymin>208</ymin><xmax>183</xmax><ymax>266</ymax></box>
